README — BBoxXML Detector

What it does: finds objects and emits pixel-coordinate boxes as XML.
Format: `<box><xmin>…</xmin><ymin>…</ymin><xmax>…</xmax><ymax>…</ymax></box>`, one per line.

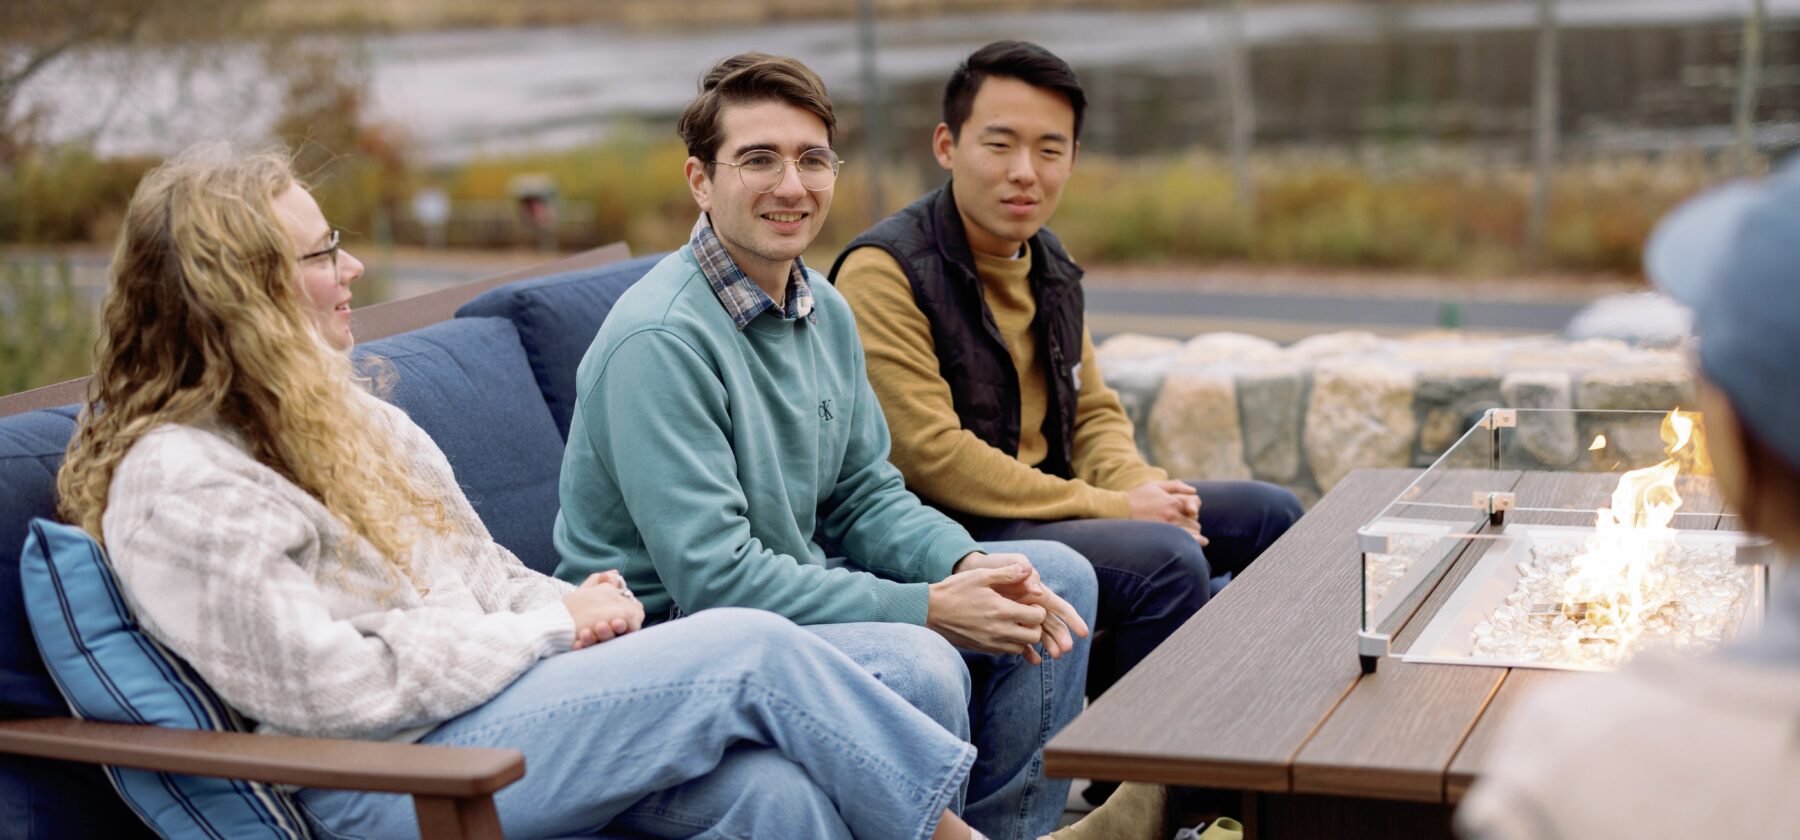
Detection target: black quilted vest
<box><xmin>828</xmin><ymin>183</ymin><xmax>1085</xmax><ymax>480</ymax></box>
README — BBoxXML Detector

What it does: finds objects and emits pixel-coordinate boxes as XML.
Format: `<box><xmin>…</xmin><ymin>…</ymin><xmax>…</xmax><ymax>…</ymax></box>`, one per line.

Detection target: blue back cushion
<box><xmin>0</xmin><ymin>406</ymin><xmax>79</xmax><ymax>718</ymax></box>
<box><xmin>0</xmin><ymin>754</ymin><xmax>153</xmax><ymax>839</ymax></box>
<box><xmin>20</xmin><ymin>518</ymin><xmax>309</xmax><ymax>839</ymax></box>
<box><xmin>458</xmin><ymin>253</ymin><xmax>663</xmax><ymax>439</ymax></box>
<box><xmin>357</xmin><ymin>316</ymin><xmax>567</xmax><ymax>575</ymax></box>
<box><xmin>0</xmin><ymin>406</ymin><xmax>147</xmax><ymax>837</ymax></box>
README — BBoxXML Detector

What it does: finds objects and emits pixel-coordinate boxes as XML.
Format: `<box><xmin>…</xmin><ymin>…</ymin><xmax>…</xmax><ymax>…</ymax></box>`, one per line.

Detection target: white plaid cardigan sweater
<box><xmin>99</xmin><ymin>393</ymin><xmax>576</xmax><ymax>743</ymax></box>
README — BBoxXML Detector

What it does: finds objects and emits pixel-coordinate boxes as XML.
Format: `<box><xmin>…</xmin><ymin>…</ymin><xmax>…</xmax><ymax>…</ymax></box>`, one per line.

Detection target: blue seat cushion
<box><xmin>357</xmin><ymin>316</ymin><xmax>567</xmax><ymax>575</ymax></box>
<box><xmin>457</xmin><ymin>252</ymin><xmax>663</xmax><ymax>439</ymax></box>
<box><xmin>20</xmin><ymin>518</ymin><xmax>310</xmax><ymax>838</ymax></box>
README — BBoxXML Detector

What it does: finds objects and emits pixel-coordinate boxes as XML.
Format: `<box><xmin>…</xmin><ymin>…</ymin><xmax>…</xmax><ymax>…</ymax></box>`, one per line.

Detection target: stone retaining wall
<box><xmin>1098</xmin><ymin>331</ymin><xmax>1696</xmax><ymax>506</ymax></box>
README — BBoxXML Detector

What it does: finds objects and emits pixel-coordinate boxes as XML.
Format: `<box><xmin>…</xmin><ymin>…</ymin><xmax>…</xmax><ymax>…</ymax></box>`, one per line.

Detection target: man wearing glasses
<box><xmin>830</xmin><ymin>41</ymin><xmax>1306</xmax><ymax>806</ymax></box>
<box><xmin>553</xmin><ymin>52</ymin><xmax>1097</xmax><ymax>840</ymax></box>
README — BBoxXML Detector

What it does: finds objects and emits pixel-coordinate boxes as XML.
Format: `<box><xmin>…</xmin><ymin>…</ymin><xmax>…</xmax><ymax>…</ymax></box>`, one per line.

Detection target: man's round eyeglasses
<box><xmin>714</xmin><ymin>150</ymin><xmax>843</xmax><ymax>194</ymax></box>
<box><xmin>300</xmin><ymin>230</ymin><xmax>340</xmax><ymax>276</ymax></box>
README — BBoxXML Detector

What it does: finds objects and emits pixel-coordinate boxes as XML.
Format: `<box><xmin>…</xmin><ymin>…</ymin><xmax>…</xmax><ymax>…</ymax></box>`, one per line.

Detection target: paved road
<box><xmin>6</xmin><ymin>249</ymin><xmax>1588</xmax><ymax>342</ymax></box>
<box><xmin>369</xmin><ymin>255</ymin><xmax>1590</xmax><ymax>340</ymax></box>
<box><xmin>1083</xmin><ymin>286</ymin><xmax>1585</xmax><ymax>341</ymax></box>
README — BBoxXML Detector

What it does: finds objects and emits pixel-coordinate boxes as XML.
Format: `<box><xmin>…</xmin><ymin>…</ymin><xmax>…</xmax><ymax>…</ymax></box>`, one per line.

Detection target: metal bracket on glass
<box><xmin>1735</xmin><ymin>538</ymin><xmax>1779</xmax><ymax>567</ymax></box>
<box><xmin>1473</xmin><ymin>491</ymin><xmax>1515</xmax><ymax>526</ymax></box>
<box><xmin>1358</xmin><ymin>630</ymin><xmax>1390</xmax><ymax>674</ymax></box>
<box><xmin>1479</xmin><ymin>409</ymin><xmax>1515</xmax><ymax>469</ymax></box>
<box><xmin>1356</xmin><ymin>529</ymin><xmax>1392</xmax><ymax>555</ymax></box>
<box><xmin>1357</xmin><ymin>535</ymin><xmax>1389</xmax><ymax>674</ymax></box>
<box><xmin>1477</xmin><ymin>409</ymin><xmax>1517</xmax><ymax>430</ymax></box>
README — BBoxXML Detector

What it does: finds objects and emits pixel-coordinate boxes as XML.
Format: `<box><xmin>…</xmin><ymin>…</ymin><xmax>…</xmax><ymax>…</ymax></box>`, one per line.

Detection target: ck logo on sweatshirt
<box><xmin>818</xmin><ymin>399</ymin><xmax>835</xmax><ymax>421</ymax></box>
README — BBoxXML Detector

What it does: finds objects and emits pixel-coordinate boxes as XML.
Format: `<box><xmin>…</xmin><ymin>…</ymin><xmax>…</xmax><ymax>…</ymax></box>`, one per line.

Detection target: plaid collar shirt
<box><xmin>690</xmin><ymin>213</ymin><xmax>816</xmax><ymax>330</ymax></box>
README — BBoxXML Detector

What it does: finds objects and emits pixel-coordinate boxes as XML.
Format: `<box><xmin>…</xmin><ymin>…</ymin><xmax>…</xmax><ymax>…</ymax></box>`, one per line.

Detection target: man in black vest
<box><xmin>830</xmin><ymin>42</ymin><xmax>1305</xmax><ymax>804</ymax></box>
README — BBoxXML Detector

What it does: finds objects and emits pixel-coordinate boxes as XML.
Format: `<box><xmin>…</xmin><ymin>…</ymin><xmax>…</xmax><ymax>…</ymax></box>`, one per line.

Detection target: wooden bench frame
<box><xmin>0</xmin><ymin>242</ymin><xmax>632</xmax><ymax>839</ymax></box>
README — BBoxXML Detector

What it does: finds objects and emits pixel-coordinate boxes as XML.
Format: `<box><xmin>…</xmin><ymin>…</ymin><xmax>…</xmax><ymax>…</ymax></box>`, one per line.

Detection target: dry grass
<box><xmin>1050</xmin><ymin>148</ymin><xmax>1718</xmax><ymax>276</ymax></box>
<box><xmin>0</xmin><ymin>261</ymin><xmax>97</xmax><ymax>394</ymax></box>
<box><xmin>0</xmin><ymin>137</ymin><xmax>1724</xmax><ymax>277</ymax></box>
<box><xmin>427</xmin><ymin>139</ymin><xmax>1716</xmax><ymax>276</ymax></box>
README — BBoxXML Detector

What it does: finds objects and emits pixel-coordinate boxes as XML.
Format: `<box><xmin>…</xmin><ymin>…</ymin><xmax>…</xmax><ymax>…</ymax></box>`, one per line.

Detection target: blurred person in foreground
<box><xmin>55</xmin><ymin>144</ymin><xmax>989</xmax><ymax>839</ymax></box>
<box><xmin>1456</xmin><ymin>163</ymin><xmax>1800</xmax><ymax>837</ymax></box>
<box><xmin>551</xmin><ymin>52</ymin><xmax>1096</xmax><ymax>840</ymax></box>
<box><xmin>829</xmin><ymin>40</ymin><xmax>1303</xmax><ymax>810</ymax></box>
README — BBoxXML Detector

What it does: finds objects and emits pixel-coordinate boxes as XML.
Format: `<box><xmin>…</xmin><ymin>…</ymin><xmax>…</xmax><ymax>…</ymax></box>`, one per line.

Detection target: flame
<box><xmin>1559</xmin><ymin>409</ymin><xmax>1701</xmax><ymax>648</ymax></box>
<box><xmin>1589</xmin><ymin>434</ymin><xmax>1607</xmax><ymax>451</ymax></box>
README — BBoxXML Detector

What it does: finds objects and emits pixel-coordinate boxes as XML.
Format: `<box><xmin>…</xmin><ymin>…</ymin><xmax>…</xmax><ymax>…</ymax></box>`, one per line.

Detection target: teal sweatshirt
<box><xmin>552</xmin><ymin>246</ymin><xmax>983</xmax><ymax>625</ymax></box>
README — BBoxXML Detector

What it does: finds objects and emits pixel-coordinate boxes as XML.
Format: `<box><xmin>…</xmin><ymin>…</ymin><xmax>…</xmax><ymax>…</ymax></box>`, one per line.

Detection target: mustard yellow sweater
<box><xmin>837</xmin><ymin>246</ymin><xmax>1165</xmax><ymax>521</ymax></box>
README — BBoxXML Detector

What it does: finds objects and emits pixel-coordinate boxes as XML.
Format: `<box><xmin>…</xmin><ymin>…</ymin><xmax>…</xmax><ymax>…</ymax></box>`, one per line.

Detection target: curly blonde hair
<box><xmin>57</xmin><ymin>144</ymin><xmax>446</xmax><ymax>586</ymax></box>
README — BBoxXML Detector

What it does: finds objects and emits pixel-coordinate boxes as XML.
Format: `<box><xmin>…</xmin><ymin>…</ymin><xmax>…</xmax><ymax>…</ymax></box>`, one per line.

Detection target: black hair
<box><xmin>942</xmin><ymin>40</ymin><xmax>1086</xmax><ymax>141</ymax></box>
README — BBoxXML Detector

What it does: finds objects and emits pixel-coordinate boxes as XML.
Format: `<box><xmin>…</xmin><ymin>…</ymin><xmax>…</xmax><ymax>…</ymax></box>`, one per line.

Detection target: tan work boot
<box><xmin>1043</xmin><ymin>781</ymin><xmax>1167</xmax><ymax>840</ymax></box>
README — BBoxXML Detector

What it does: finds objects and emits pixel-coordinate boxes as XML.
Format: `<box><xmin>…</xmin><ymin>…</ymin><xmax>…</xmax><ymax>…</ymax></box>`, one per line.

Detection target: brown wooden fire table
<box><xmin>1043</xmin><ymin>466</ymin><xmax>1737</xmax><ymax>838</ymax></box>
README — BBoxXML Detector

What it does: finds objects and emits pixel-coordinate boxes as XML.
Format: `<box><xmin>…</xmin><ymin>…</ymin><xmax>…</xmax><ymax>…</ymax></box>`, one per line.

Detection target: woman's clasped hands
<box><xmin>564</xmin><ymin>570</ymin><xmax>645</xmax><ymax>650</ymax></box>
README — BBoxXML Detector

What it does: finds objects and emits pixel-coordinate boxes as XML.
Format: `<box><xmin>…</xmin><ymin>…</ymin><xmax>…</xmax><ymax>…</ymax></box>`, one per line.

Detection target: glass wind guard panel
<box><xmin>1359</xmin><ymin>409</ymin><xmax>1771</xmax><ymax>672</ymax></box>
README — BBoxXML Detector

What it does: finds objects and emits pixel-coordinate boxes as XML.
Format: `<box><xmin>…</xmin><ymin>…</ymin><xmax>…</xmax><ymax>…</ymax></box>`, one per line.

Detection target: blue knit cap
<box><xmin>1644</xmin><ymin>160</ymin><xmax>1800</xmax><ymax>475</ymax></box>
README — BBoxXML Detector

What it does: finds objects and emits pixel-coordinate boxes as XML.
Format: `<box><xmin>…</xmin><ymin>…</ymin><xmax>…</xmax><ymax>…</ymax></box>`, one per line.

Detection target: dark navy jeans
<box><xmin>964</xmin><ymin>480</ymin><xmax>1304</xmax><ymax>700</ymax></box>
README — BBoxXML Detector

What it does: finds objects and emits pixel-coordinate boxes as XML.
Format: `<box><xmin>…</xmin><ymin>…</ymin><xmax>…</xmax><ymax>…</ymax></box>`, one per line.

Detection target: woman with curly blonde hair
<box><xmin>56</xmin><ymin>144</ymin><xmax>984</xmax><ymax>840</ymax></box>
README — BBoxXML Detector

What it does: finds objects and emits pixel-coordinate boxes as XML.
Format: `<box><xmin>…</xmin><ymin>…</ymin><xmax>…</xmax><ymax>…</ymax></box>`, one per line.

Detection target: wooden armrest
<box><xmin>0</xmin><ymin>718</ymin><xmax>523</xmax><ymax>796</ymax></box>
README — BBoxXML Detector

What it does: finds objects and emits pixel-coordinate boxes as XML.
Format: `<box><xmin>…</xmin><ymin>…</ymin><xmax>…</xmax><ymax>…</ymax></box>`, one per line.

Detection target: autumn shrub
<box><xmin>0</xmin><ymin>149</ymin><xmax>156</xmax><ymax>244</ymax></box>
<box><xmin>0</xmin><ymin>260</ymin><xmax>97</xmax><ymax>394</ymax></box>
<box><xmin>1</xmin><ymin>137</ymin><xmax>1727</xmax><ymax>277</ymax></box>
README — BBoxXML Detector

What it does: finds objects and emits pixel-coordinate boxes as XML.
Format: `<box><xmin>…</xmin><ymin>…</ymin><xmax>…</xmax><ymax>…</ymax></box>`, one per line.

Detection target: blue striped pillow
<box><xmin>19</xmin><ymin>518</ymin><xmax>310</xmax><ymax>839</ymax></box>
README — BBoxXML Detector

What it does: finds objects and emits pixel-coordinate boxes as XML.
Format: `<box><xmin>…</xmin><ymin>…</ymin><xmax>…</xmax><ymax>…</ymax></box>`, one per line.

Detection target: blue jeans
<box><xmin>808</xmin><ymin>539</ymin><xmax>1098</xmax><ymax>840</ymax></box>
<box><xmin>295</xmin><ymin>608</ymin><xmax>975</xmax><ymax>840</ymax></box>
<box><xmin>966</xmin><ymin>480</ymin><xmax>1304</xmax><ymax>700</ymax></box>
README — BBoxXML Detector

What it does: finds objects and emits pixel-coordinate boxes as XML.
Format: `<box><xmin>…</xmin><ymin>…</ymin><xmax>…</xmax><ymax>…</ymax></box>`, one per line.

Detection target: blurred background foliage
<box><xmin>0</xmin><ymin>137</ymin><xmax>1714</xmax><ymax>275</ymax></box>
<box><xmin>0</xmin><ymin>0</ymin><xmax>1786</xmax><ymax>392</ymax></box>
<box><xmin>0</xmin><ymin>260</ymin><xmax>95</xmax><ymax>395</ymax></box>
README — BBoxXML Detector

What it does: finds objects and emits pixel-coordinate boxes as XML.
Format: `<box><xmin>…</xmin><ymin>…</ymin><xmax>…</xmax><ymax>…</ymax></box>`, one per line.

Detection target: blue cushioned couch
<box><xmin>0</xmin><ymin>247</ymin><xmax>665</xmax><ymax>838</ymax></box>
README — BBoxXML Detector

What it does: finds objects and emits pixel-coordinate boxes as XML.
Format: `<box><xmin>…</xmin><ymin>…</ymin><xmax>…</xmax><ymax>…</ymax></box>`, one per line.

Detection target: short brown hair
<box><xmin>677</xmin><ymin>53</ymin><xmax>836</xmax><ymax>176</ymax></box>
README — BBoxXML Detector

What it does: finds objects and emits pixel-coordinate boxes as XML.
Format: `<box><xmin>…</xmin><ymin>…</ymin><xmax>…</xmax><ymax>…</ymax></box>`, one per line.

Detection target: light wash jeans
<box><xmin>295</xmin><ymin>608</ymin><xmax>975</xmax><ymax>840</ymax></box>
<box><xmin>807</xmin><ymin>539</ymin><xmax>1098</xmax><ymax>840</ymax></box>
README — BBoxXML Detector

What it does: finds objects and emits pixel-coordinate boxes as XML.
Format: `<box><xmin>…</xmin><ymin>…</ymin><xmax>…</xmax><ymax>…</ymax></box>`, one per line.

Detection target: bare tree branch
<box><xmin>2</xmin><ymin>0</ymin><xmax>265</xmax><ymax>161</ymax></box>
<box><xmin>0</xmin><ymin>21</ymin><xmax>108</xmax><ymax>95</ymax></box>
